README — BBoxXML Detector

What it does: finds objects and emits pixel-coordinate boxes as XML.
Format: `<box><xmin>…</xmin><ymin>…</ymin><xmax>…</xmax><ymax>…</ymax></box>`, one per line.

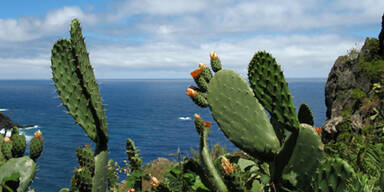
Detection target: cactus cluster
<box><xmin>0</xmin><ymin>127</ymin><xmax>43</xmax><ymax>192</ymax></box>
<box><xmin>186</xmin><ymin>50</ymin><xmax>357</xmax><ymax>191</ymax></box>
<box><xmin>51</xmin><ymin>19</ymin><xmax>147</xmax><ymax>192</ymax></box>
<box><xmin>51</xmin><ymin>19</ymin><xmax>109</xmax><ymax>192</ymax></box>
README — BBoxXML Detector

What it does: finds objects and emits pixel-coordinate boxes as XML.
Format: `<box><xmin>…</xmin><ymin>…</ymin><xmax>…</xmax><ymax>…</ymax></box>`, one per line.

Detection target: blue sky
<box><xmin>0</xmin><ymin>0</ymin><xmax>383</xmax><ymax>79</ymax></box>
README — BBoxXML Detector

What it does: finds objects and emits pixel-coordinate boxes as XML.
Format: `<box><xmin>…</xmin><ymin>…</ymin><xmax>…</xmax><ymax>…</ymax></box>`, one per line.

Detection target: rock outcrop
<box><xmin>0</xmin><ymin>112</ymin><xmax>17</xmax><ymax>129</ymax></box>
<box><xmin>322</xmin><ymin>14</ymin><xmax>384</xmax><ymax>143</ymax></box>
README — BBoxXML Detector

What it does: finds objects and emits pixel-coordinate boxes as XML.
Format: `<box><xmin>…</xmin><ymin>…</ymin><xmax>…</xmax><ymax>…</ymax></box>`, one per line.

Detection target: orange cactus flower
<box><xmin>186</xmin><ymin>88</ymin><xmax>198</xmax><ymax>97</ymax></box>
<box><xmin>127</xmin><ymin>189</ymin><xmax>135</xmax><ymax>192</ymax></box>
<box><xmin>221</xmin><ymin>156</ymin><xmax>235</xmax><ymax>175</ymax></box>
<box><xmin>203</xmin><ymin>121</ymin><xmax>212</xmax><ymax>127</ymax></box>
<box><xmin>3</xmin><ymin>136</ymin><xmax>11</xmax><ymax>143</ymax></box>
<box><xmin>151</xmin><ymin>176</ymin><xmax>160</xmax><ymax>188</ymax></box>
<box><xmin>34</xmin><ymin>130</ymin><xmax>42</xmax><ymax>139</ymax></box>
<box><xmin>314</xmin><ymin>127</ymin><xmax>322</xmax><ymax>135</ymax></box>
<box><xmin>194</xmin><ymin>113</ymin><xmax>201</xmax><ymax>120</ymax></box>
<box><xmin>190</xmin><ymin>67</ymin><xmax>203</xmax><ymax>79</ymax></box>
<box><xmin>210</xmin><ymin>50</ymin><xmax>218</xmax><ymax>59</ymax></box>
<box><xmin>199</xmin><ymin>62</ymin><xmax>208</xmax><ymax>68</ymax></box>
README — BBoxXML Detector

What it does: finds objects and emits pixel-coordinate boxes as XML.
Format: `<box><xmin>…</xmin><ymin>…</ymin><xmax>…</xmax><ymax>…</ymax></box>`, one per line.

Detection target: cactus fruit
<box><xmin>207</xmin><ymin>69</ymin><xmax>280</xmax><ymax>161</ymax></box>
<box><xmin>1</xmin><ymin>137</ymin><xmax>12</xmax><ymax>160</ymax></box>
<box><xmin>11</xmin><ymin>134</ymin><xmax>26</xmax><ymax>158</ymax></box>
<box><xmin>76</xmin><ymin>144</ymin><xmax>95</xmax><ymax>174</ymax></box>
<box><xmin>210</xmin><ymin>51</ymin><xmax>222</xmax><ymax>72</ymax></box>
<box><xmin>298</xmin><ymin>103</ymin><xmax>314</xmax><ymax>126</ymax></box>
<box><xmin>185</xmin><ymin>87</ymin><xmax>208</xmax><ymax>108</ymax></box>
<box><xmin>194</xmin><ymin>114</ymin><xmax>228</xmax><ymax>192</ymax></box>
<box><xmin>248</xmin><ymin>51</ymin><xmax>299</xmax><ymax>132</ymax></box>
<box><xmin>11</xmin><ymin>127</ymin><xmax>19</xmax><ymax>138</ymax></box>
<box><xmin>29</xmin><ymin>130</ymin><xmax>44</xmax><ymax>161</ymax></box>
<box><xmin>314</xmin><ymin>157</ymin><xmax>356</xmax><ymax>192</ymax></box>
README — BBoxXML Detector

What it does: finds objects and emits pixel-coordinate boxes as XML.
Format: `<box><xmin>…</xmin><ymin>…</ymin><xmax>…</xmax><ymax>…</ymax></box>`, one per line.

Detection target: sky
<box><xmin>0</xmin><ymin>0</ymin><xmax>383</xmax><ymax>79</ymax></box>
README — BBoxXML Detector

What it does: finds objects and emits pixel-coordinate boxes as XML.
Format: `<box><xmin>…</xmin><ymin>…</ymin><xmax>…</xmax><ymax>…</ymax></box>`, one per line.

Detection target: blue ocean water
<box><xmin>0</xmin><ymin>78</ymin><xmax>326</xmax><ymax>191</ymax></box>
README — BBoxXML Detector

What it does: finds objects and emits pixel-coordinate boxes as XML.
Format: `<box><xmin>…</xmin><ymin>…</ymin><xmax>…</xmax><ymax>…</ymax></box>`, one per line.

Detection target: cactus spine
<box><xmin>51</xmin><ymin>19</ymin><xmax>108</xmax><ymax>191</ymax></box>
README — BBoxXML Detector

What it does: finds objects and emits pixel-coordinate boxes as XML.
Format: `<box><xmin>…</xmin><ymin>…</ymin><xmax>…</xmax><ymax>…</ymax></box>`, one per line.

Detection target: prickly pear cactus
<box><xmin>248</xmin><ymin>51</ymin><xmax>299</xmax><ymax>132</ymax></box>
<box><xmin>51</xmin><ymin>19</ymin><xmax>109</xmax><ymax>192</ymax></box>
<box><xmin>207</xmin><ymin>69</ymin><xmax>280</xmax><ymax>161</ymax></box>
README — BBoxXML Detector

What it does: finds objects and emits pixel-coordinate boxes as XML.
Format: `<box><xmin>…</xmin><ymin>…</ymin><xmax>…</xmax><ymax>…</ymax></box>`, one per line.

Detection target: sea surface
<box><xmin>0</xmin><ymin>79</ymin><xmax>326</xmax><ymax>191</ymax></box>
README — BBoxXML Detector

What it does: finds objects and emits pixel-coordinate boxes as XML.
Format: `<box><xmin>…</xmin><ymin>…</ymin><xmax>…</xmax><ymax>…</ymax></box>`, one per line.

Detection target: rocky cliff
<box><xmin>322</xmin><ymin>15</ymin><xmax>384</xmax><ymax>143</ymax></box>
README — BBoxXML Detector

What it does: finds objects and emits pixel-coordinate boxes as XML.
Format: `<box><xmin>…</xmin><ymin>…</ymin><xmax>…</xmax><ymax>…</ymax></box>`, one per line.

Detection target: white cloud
<box><xmin>0</xmin><ymin>0</ymin><xmax>382</xmax><ymax>79</ymax></box>
<box><xmin>0</xmin><ymin>6</ymin><xmax>96</xmax><ymax>42</ymax></box>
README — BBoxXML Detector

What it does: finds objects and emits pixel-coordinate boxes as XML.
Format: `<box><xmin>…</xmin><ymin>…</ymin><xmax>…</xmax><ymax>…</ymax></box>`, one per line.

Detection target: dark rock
<box><xmin>322</xmin><ymin>36</ymin><xmax>384</xmax><ymax>143</ymax></box>
<box><xmin>0</xmin><ymin>112</ymin><xmax>18</xmax><ymax>130</ymax></box>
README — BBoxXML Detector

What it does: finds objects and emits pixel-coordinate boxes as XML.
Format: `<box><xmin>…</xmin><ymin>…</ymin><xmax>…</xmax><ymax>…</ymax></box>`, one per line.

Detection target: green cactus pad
<box><xmin>51</xmin><ymin>19</ymin><xmax>108</xmax><ymax>143</ymax></box>
<box><xmin>1</xmin><ymin>139</ymin><xmax>12</xmax><ymax>160</ymax></box>
<box><xmin>76</xmin><ymin>144</ymin><xmax>95</xmax><ymax>173</ymax></box>
<box><xmin>208</xmin><ymin>69</ymin><xmax>280</xmax><ymax>160</ymax></box>
<box><xmin>51</xmin><ymin>38</ymin><xmax>98</xmax><ymax>142</ymax></box>
<box><xmin>29</xmin><ymin>137</ymin><xmax>43</xmax><ymax>161</ymax></box>
<box><xmin>70</xmin><ymin>19</ymin><xmax>108</xmax><ymax>140</ymax></box>
<box><xmin>298</xmin><ymin>103</ymin><xmax>314</xmax><ymax>126</ymax></box>
<box><xmin>0</xmin><ymin>156</ymin><xmax>37</xmax><ymax>192</ymax></box>
<box><xmin>280</xmin><ymin>124</ymin><xmax>324</xmax><ymax>191</ymax></box>
<box><xmin>248</xmin><ymin>51</ymin><xmax>299</xmax><ymax>132</ymax></box>
<box><xmin>11</xmin><ymin>135</ymin><xmax>26</xmax><ymax>158</ymax></box>
<box><xmin>314</xmin><ymin>157</ymin><xmax>356</xmax><ymax>192</ymax></box>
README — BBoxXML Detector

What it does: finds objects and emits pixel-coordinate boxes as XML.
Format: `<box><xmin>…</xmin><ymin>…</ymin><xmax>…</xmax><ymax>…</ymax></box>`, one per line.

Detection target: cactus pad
<box><xmin>248</xmin><ymin>51</ymin><xmax>299</xmax><ymax>132</ymax></box>
<box><xmin>207</xmin><ymin>69</ymin><xmax>280</xmax><ymax>160</ymax></box>
<box><xmin>298</xmin><ymin>103</ymin><xmax>314</xmax><ymax>126</ymax></box>
<box><xmin>51</xmin><ymin>19</ymin><xmax>108</xmax><ymax>143</ymax></box>
<box><xmin>0</xmin><ymin>156</ymin><xmax>37</xmax><ymax>192</ymax></box>
<box><xmin>280</xmin><ymin>124</ymin><xmax>324</xmax><ymax>191</ymax></box>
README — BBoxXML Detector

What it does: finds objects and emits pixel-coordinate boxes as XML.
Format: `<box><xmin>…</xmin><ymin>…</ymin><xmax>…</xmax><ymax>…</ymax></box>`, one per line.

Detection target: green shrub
<box><xmin>351</xmin><ymin>88</ymin><xmax>367</xmax><ymax>100</ymax></box>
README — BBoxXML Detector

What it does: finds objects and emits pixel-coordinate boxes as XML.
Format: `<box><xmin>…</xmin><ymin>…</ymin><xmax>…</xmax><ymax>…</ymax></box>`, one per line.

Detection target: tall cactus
<box><xmin>51</xmin><ymin>19</ymin><xmax>108</xmax><ymax>192</ymax></box>
<box><xmin>186</xmin><ymin>50</ymin><xmax>354</xmax><ymax>191</ymax></box>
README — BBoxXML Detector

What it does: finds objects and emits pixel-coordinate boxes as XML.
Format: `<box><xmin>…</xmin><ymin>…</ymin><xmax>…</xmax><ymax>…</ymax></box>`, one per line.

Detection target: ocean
<box><xmin>0</xmin><ymin>79</ymin><xmax>327</xmax><ymax>191</ymax></box>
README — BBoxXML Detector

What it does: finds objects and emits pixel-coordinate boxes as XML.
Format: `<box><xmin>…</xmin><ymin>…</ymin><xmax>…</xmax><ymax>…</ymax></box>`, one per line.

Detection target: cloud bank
<box><xmin>0</xmin><ymin>0</ymin><xmax>382</xmax><ymax>79</ymax></box>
